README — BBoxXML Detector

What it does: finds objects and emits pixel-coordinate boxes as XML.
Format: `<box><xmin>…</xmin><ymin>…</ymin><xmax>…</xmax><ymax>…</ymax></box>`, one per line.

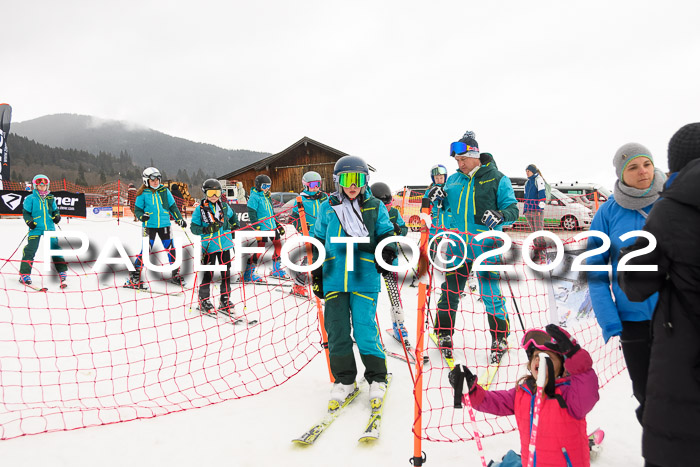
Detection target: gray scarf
<box><xmin>330</xmin><ymin>192</ymin><xmax>369</xmax><ymax>237</ymax></box>
<box><xmin>613</xmin><ymin>168</ymin><xmax>666</xmax><ymax>210</ymax></box>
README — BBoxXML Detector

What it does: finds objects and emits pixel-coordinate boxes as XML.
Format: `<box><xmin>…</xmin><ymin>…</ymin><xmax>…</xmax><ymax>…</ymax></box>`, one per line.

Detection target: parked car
<box><xmin>551</xmin><ymin>182</ymin><xmax>611</xmax><ymax>211</ymax></box>
<box><xmin>509</xmin><ymin>184</ymin><xmax>593</xmax><ymax>231</ymax></box>
<box><xmin>271</xmin><ymin>192</ymin><xmax>299</xmax><ymax>224</ymax></box>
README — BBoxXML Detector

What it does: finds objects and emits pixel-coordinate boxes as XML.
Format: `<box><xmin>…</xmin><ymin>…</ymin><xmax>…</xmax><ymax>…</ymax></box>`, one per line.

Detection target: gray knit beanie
<box><xmin>668</xmin><ymin>123</ymin><xmax>700</xmax><ymax>172</ymax></box>
<box><xmin>613</xmin><ymin>143</ymin><xmax>654</xmax><ymax>181</ymax></box>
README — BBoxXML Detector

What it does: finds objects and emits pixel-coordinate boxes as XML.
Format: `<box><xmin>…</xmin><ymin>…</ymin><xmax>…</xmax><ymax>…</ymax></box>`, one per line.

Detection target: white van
<box><xmin>510</xmin><ymin>184</ymin><xmax>594</xmax><ymax>231</ymax></box>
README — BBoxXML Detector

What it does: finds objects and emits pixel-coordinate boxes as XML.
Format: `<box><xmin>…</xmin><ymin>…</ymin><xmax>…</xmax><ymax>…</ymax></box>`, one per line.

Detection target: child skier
<box><xmin>190</xmin><ymin>179</ymin><xmax>239</xmax><ymax>317</ymax></box>
<box><xmin>370</xmin><ymin>181</ymin><xmax>411</xmax><ymax>343</ymax></box>
<box><xmin>288</xmin><ymin>171</ymin><xmax>328</xmax><ymax>298</ymax></box>
<box><xmin>450</xmin><ymin>324</ymin><xmax>600</xmax><ymax>466</ymax></box>
<box><xmin>19</xmin><ymin>174</ymin><xmax>68</xmax><ymax>285</ymax></box>
<box><xmin>311</xmin><ymin>156</ymin><xmax>397</xmax><ymax>407</ymax></box>
<box><xmin>125</xmin><ymin>167</ymin><xmax>187</xmax><ymax>288</ymax></box>
<box><xmin>245</xmin><ymin>174</ymin><xmax>287</xmax><ymax>282</ymax></box>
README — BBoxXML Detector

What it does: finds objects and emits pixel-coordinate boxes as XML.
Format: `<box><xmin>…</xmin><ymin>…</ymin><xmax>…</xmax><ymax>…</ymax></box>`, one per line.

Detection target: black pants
<box><xmin>621</xmin><ymin>320</ymin><xmax>652</xmax><ymax>424</ymax></box>
<box><xmin>199</xmin><ymin>250</ymin><xmax>231</xmax><ymax>301</ymax></box>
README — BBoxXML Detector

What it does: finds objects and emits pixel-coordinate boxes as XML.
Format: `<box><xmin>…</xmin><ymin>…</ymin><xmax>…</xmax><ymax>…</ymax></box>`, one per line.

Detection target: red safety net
<box><xmin>396</xmin><ymin>187</ymin><xmax>625</xmax><ymax>443</ymax></box>
<box><xmin>0</xmin><ymin>202</ymin><xmax>321</xmax><ymax>440</ymax></box>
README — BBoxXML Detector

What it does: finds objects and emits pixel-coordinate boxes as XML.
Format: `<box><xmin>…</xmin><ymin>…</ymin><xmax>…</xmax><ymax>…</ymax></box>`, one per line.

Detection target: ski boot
<box><xmin>437</xmin><ymin>331</ymin><xmax>453</xmax><ymax>359</ymax></box>
<box><xmin>124</xmin><ymin>270</ymin><xmax>144</xmax><ymax>289</ymax></box>
<box><xmin>489</xmin><ymin>336</ymin><xmax>508</xmax><ymax>364</ymax></box>
<box><xmin>292</xmin><ymin>284</ymin><xmax>309</xmax><ymax>298</ymax></box>
<box><xmin>19</xmin><ymin>274</ymin><xmax>32</xmax><ymax>285</ymax></box>
<box><xmin>270</xmin><ymin>258</ymin><xmax>288</xmax><ymax>279</ymax></box>
<box><xmin>589</xmin><ymin>428</ymin><xmax>605</xmax><ymax>460</ymax></box>
<box><xmin>217</xmin><ymin>296</ymin><xmax>237</xmax><ymax>320</ymax></box>
<box><xmin>168</xmin><ymin>268</ymin><xmax>186</xmax><ymax>287</ymax></box>
<box><xmin>197</xmin><ymin>298</ymin><xmax>217</xmax><ymax>317</ymax></box>
<box><xmin>368</xmin><ymin>380</ymin><xmax>388</xmax><ymax>403</ymax></box>
<box><xmin>468</xmin><ymin>273</ymin><xmax>478</xmax><ymax>294</ymax></box>
<box><xmin>329</xmin><ymin>381</ymin><xmax>358</xmax><ymax>410</ymax></box>
<box><xmin>243</xmin><ymin>261</ymin><xmax>262</xmax><ymax>283</ymax></box>
<box><xmin>392</xmin><ymin>321</ymin><xmax>409</xmax><ymax>342</ymax></box>
<box><xmin>59</xmin><ymin>271</ymin><xmax>67</xmax><ymax>283</ymax></box>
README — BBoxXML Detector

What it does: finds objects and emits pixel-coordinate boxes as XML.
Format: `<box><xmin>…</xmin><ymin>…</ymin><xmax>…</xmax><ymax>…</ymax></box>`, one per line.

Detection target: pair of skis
<box><xmin>292</xmin><ymin>375</ymin><xmax>392</xmax><ymax>445</ymax></box>
<box><xmin>22</xmin><ymin>281</ymin><xmax>67</xmax><ymax>293</ymax></box>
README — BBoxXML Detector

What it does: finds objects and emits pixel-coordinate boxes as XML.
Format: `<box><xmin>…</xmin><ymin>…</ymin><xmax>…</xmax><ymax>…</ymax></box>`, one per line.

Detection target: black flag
<box><xmin>0</xmin><ymin>103</ymin><xmax>11</xmax><ymax>189</ymax></box>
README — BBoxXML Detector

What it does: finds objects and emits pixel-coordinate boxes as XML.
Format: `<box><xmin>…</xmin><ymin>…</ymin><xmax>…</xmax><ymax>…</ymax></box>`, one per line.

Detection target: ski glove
<box><xmin>481</xmin><ymin>210</ymin><xmax>504</xmax><ymax>229</ymax></box>
<box><xmin>539</xmin><ymin>201</ymin><xmax>546</xmax><ymax>209</ymax></box>
<box><xmin>375</xmin><ymin>248</ymin><xmax>397</xmax><ymax>275</ymax></box>
<box><xmin>276</xmin><ymin>224</ymin><xmax>285</xmax><ymax>236</ymax></box>
<box><xmin>544</xmin><ymin>324</ymin><xmax>581</xmax><ymax>359</ymax></box>
<box><xmin>141</xmin><ymin>213</ymin><xmax>151</xmax><ymax>222</ymax></box>
<box><xmin>203</xmin><ymin>222</ymin><xmax>221</xmax><ymax>235</ymax></box>
<box><xmin>449</xmin><ymin>364</ymin><xmax>478</xmax><ymax>408</ymax></box>
<box><xmin>26</xmin><ymin>220</ymin><xmax>37</xmax><ymax>230</ymax></box>
<box><xmin>176</xmin><ymin>219</ymin><xmax>187</xmax><ymax>228</ymax></box>
<box><xmin>311</xmin><ymin>267</ymin><xmax>324</xmax><ymax>299</ymax></box>
<box><xmin>427</xmin><ymin>185</ymin><xmax>446</xmax><ymax>203</ymax></box>
<box><xmin>392</xmin><ymin>221</ymin><xmax>402</xmax><ymax>235</ymax></box>
<box><xmin>52</xmin><ymin>213</ymin><xmax>61</xmax><ymax>224</ymax></box>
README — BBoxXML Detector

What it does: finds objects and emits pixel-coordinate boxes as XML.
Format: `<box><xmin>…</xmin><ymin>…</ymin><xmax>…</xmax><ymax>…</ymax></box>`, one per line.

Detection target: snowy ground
<box><xmin>0</xmin><ymin>216</ymin><xmax>645</xmax><ymax>466</ymax></box>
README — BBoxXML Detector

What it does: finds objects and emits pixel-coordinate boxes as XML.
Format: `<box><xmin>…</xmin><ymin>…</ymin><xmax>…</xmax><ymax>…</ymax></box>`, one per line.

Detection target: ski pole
<box><xmin>453</xmin><ymin>363</ymin><xmax>488</xmax><ymax>467</ymax></box>
<box><xmin>0</xmin><ymin>232</ymin><xmax>28</xmax><ymax>273</ymax></box>
<box><xmin>527</xmin><ymin>353</ymin><xmax>550</xmax><ymax>467</ymax></box>
<box><xmin>502</xmin><ymin>270</ymin><xmax>526</xmax><ymax>331</ymax></box>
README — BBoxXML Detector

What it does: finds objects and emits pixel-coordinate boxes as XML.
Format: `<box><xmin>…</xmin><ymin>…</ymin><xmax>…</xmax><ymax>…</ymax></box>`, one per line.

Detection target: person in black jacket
<box><xmin>618</xmin><ymin>122</ymin><xmax>700</xmax><ymax>467</ymax></box>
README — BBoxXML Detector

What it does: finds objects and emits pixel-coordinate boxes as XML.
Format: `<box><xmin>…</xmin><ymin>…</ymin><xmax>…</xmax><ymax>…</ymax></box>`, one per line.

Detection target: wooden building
<box><xmin>217</xmin><ymin>136</ymin><xmax>375</xmax><ymax>195</ymax></box>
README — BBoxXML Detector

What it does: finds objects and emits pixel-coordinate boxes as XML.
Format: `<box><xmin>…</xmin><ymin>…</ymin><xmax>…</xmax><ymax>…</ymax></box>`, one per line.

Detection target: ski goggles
<box><xmin>34</xmin><ymin>178</ymin><xmax>49</xmax><ymax>186</ymax></box>
<box><xmin>521</xmin><ymin>329</ymin><xmax>555</xmax><ymax>357</ymax></box>
<box><xmin>305</xmin><ymin>181</ymin><xmax>321</xmax><ymax>189</ymax></box>
<box><xmin>147</xmin><ymin>174</ymin><xmax>162</xmax><ymax>181</ymax></box>
<box><xmin>205</xmin><ymin>189</ymin><xmax>222</xmax><ymax>198</ymax></box>
<box><xmin>431</xmin><ymin>165</ymin><xmax>447</xmax><ymax>176</ymax></box>
<box><xmin>449</xmin><ymin>141</ymin><xmax>479</xmax><ymax>157</ymax></box>
<box><xmin>337</xmin><ymin>172</ymin><xmax>367</xmax><ymax>188</ymax></box>
<box><xmin>260</xmin><ymin>183</ymin><xmax>272</xmax><ymax>191</ymax></box>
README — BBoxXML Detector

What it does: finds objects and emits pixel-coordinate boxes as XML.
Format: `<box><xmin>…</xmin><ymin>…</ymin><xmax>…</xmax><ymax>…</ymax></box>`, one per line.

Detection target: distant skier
<box><xmin>288</xmin><ymin>171</ymin><xmax>328</xmax><ymax>298</ymax></box>
<box><xmin>245</xmin><ymin>174</ymin><xmax>287</xmax><ymax>282</ymax></box>
<box><xmin>450</xmin><ymin>325</ymin><xmax>600</xmax><ymax>467</ymax></box>
<box><xmin>370</xmin><ymin>181</ymin><xmax>411</xmax><ymax>343</ymax></box>
<box><xmin>190</xmin><ymin>179</ymin><xmax>239</xmax><ymax>317</ymax></box>
<box><xmin>19</xmin><ymin>174</ymin><xmax>68</xmax><ymax>286</ymax></box>
<box><xmin>125</xmin><ymin>167</ymin><xmax>187</xmax><ymax>289</ymax></box>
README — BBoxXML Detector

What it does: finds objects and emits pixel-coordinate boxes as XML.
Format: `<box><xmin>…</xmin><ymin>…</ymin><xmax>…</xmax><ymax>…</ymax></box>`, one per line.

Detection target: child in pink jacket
<box><xmin>450</xmin><ymin>324</ymin><xmax>600</xmax><ymax>467</ymax></box>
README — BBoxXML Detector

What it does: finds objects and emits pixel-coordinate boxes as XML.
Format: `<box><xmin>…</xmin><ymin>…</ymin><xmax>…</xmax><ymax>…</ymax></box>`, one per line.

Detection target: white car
<box><xmin>510</xmin><ymin>185</ymin><xmax>593</xmax><ymax>231</ymax></box>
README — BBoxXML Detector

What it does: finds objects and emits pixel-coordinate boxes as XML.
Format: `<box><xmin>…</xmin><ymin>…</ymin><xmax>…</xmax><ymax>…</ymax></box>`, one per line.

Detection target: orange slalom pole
<box><xmin>412</xmin><ymin>198</ymin><xmax>431</xmax><ymax>466</ymax></box>
<box><xmin>296</xmin><ymin>196</ymin><xmax>334</xmax><ymax>383</ymax></box>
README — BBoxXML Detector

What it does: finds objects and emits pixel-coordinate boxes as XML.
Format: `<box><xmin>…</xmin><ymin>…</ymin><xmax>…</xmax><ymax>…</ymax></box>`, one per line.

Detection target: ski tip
<box><xmin>291</xmin><ymin>439</ymin><xmax>312</xmax><ymax>446</ymax></box>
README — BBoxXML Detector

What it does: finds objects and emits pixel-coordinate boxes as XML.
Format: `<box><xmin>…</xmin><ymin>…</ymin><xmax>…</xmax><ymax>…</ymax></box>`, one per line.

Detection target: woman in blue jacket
<box><xmin>125</xmin><ymin>167</ymin><xmax>187</xmax><ymax>288</ymax></box>
<box><xmin>586</xmin><ymin>142</ymin><xmax>665</xmax><ymax>424</ymax></box>
<box><xmin>190</xmin><ymin>179</ymin><xmax>239</xmax><ymax>317</ymax></box>
<box><xmin>19</xmin><ymin>174</ymin><xmax>68</xmax><ymax>285</ymax></box>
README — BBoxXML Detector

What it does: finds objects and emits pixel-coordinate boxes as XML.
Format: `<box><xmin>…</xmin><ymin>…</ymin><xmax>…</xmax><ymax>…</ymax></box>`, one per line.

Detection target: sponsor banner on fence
<box><xmin>0</xmin><ymin>190</ymin><xmax>87</xmax><ymax>218</ymax></box>
<box><xmin>545</xmin><ymin>247</ymin><xmax>594</xmax><ymax>328</ymax></box>
<box><xmin>91</xmin><ymin>206</ymin><xmax>113</xmax><ymax>218</ymax></box>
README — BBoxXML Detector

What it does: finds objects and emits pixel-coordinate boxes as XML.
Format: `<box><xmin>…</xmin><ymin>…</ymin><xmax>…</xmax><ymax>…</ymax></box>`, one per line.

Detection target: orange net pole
<box><xmin>296</xmin><ymin>195</ymin><xmax>334</xmax><ymax>383</ymax></box>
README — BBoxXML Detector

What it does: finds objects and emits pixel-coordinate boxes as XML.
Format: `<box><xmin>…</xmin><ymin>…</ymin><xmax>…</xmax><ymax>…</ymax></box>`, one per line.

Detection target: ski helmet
<box><xmin>302</xmin><ymin>171</ymin><xmax>322</xmax><ymax>189</ymax></box>
<box><xmin>254</xmin><ymin>174</ymin><xmax>272</xmax><ymax>190</ymax></box>
<box><xmin>202</xmin><ymin>178</ymin><xmax>222</xmax><ymax>196</ymax></box>
<box><xmin>430</xmin><ymin>164</ymin><xmax>448</xmax><ymax>184</ymax></box>
<box><xmin>370</xmin><ymin>182</ymin><xmax>392</xmax><ymax>205</ymax></box>
<box><xmin>142</xmin><ymin>167</ymin><xmax>162</xmax><ymax>186</ymax></box>
<box><xmin>32</xmin><ymin>174</ymin><xmax>50</xmax><ymax>190</ymax></box>
<box><xmin>333</xmin><ymin>155</ymin><xmax>370</xmax><ymax>195</ymax></box>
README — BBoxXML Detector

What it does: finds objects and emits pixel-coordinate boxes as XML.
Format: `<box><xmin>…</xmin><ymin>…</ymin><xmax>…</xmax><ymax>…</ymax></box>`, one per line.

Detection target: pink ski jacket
<box><xmin>467</xmin><ymin>349</ymin><xmax>599</xmax><ymax>466</ymax></box>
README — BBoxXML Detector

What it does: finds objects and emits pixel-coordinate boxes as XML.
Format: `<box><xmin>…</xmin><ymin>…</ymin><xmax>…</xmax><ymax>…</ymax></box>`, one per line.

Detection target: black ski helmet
<box><xmin>202</xmin><ymin>178</ymin><xmax>222</xmax><ymax>194</ymax></box>
<box><xmin>333</xmin><ymin>155</ymin><xmax>369</xmax><ymax>195</ymax></box>
<box><xmin>370</xmin><ymin>182</ymin><xmax>392</xmax><ymax>205</ymax></box>
<box><xmin>254</xmin><ymin>174</ymin><xmax>272</xmax><ymax>190</ymax></box>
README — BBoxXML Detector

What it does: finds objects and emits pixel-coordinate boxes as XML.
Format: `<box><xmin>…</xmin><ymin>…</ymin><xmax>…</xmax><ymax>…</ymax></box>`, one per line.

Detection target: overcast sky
<box><xmin>5</xmin><ymin>1</ymin><xmax>700</xmax><ymax>190</ymax></box>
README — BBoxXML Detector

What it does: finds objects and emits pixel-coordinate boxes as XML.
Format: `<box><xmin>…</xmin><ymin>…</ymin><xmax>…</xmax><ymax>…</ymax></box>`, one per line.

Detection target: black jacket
<box><xmin>618</xmin><ymin>158</ymin><xmax>700</xmax><ymax>466</ymax></box>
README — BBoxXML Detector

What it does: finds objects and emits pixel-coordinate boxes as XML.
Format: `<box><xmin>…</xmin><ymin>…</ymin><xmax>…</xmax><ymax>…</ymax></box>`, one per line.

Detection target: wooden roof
<box><xmin>217</xmin><ymin>136</ymin><xmax>375</xmax><ymax>179</ymax></box>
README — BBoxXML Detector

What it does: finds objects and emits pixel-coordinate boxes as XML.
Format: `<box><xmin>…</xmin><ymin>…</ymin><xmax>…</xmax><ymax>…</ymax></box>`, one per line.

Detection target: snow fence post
<box><xmin>296</xmin><ymin>195</ymin><xmax>334</xmax><ymax>383</ymax></box>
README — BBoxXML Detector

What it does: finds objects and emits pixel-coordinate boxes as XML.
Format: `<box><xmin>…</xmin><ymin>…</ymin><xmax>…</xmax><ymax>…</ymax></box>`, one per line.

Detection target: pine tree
<box><xmin>76</xmin><ymin>164</ymin><xmax>88</xmax><ymax>186</ymax></box>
